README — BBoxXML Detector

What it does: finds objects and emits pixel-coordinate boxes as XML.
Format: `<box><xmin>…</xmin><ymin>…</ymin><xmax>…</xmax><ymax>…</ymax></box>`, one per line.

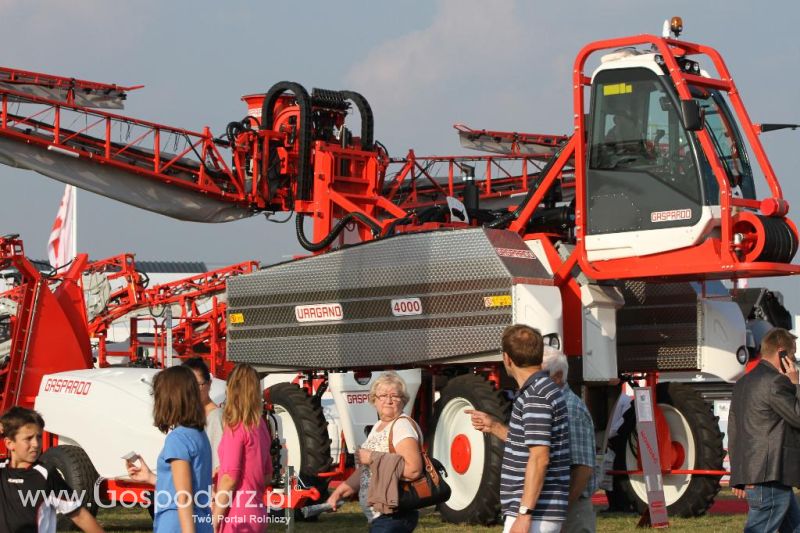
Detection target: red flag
<box><xmin>47</xmin><ymin>185</ymin><xmax>76</xmax><ymax>269</ymax></box>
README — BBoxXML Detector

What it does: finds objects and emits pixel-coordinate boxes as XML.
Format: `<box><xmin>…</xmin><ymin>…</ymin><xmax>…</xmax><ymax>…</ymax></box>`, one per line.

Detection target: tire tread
<box><xmin>431</xmin><ymin>374</ymin><xmax>510</xmax><ymax>525</ymax></box>
<box><xmin>607</xmin><ymin>382</ymin><xmax>723</xmax><ymax>517</ymax></box>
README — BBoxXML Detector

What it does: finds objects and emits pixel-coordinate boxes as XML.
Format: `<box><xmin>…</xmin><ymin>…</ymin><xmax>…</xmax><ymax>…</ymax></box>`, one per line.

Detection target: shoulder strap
<box><xmin>388</xmin><ymin>415</ymin><xmax>422</xmax><ymax>454</ymax></box>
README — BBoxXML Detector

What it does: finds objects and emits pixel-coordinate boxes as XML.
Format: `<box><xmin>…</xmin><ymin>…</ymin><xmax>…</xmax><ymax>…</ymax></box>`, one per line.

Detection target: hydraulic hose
<box><xmin>296</xmin><ymin>212</ymin><xmax>382</xmax><ymax>252</ymax></box>
<box><xmin>225</xmin><ymin>115</ymin><xmax>260</xmax><ymax>146</ymax></box>
<box><xmin>260</xmin><ymin>82</ymin><xmax>313</xmax><ymax>202</ymax></box>
<box><xmin>382</xmin><ymin>205</ymin><xmax>448</xmax><ymax>238</ymax></box>
<box><xmin>339</xmin><ymin>90</ymin><xmax>374</xmax><ymax>150</ymax></box>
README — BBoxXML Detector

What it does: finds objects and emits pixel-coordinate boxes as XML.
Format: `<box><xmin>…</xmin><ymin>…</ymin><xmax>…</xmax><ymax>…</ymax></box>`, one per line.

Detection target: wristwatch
<box><xmin>518</xmin><ymin>505</ymin><xmax>534</xmax><ymax>515</ymax></box>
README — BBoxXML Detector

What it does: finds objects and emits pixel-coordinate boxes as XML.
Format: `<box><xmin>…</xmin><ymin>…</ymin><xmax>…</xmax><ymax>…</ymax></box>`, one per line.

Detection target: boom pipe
<box><xmin>0</xmin><ymin>87</ymin><xmax>257</xmax><ymax>208</ymax></box>
<box><xmin>80</xmin><ymin>255</ymin><xmax>147</xmax><ymax>339</ymax></box>
<box><xmin>0</xmin><ymin>66</ymin><xmax>143</xmax><ymax>93</ymax></box>
<box><xmin>453</xmin><ymin>123</ymin><xmax>568</xmax><ymax>156</ymax></box>
<box><xmin>383</xmin><ymin>152</ymin><xmax>551</xmax><ymax>207</ymax></box>
<box><xmin>82</xmin><ymin>259</ymin><xmax>258</xmax><ymax>374</ymax></box>
<box><xmin>142</xmin><ymin>261</ymin><xmax>259</xmax><ymax>306</ymax></box>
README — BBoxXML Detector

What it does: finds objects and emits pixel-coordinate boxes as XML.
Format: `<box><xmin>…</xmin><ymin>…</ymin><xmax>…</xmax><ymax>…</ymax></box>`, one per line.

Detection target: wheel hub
<box><xmin>450</xmin><ymin>434</ymin><xmax>472</xmax><ymax>475</ymax></box>
<box><xmin>671</xmin><ymin>441</ymin><xmax>686</xmax><ymax>470</ymax></box>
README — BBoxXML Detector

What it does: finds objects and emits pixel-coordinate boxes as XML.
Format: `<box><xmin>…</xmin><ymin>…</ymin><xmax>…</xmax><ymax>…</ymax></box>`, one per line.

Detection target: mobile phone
<box><xmin>779</xmin><ymin>350</ymin><xmax>789</xmax><ymax>372</ymax></box>
<box><xmin>122</xmin><ymin>451</ymin><xmax>140</xmax><ymax>463</ymax></box>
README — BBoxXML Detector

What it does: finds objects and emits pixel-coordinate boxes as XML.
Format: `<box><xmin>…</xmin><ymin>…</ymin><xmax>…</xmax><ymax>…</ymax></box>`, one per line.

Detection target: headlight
<box><xmin>736</xmin><ymin>346</ymin><xmax>749</xmax><ymax>365</ymax></box>
<box><xmin>544</xmin><ymin>334</ymin><xmax>561</xmax><ymax>350</ymax></box>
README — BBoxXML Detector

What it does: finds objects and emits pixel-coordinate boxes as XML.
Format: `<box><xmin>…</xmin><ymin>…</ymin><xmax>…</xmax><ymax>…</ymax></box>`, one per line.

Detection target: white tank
<box><xmin>35</xmin><ymin>367</ymin><xmax>225</xmax><ymax>479</ymax></box>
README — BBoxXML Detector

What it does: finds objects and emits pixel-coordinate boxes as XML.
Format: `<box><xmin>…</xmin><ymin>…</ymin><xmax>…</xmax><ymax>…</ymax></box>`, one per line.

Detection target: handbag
<box><xmin>388</xmin><ymin>415</ymin><xmax>451</xmax><ymax>511</ymax></box>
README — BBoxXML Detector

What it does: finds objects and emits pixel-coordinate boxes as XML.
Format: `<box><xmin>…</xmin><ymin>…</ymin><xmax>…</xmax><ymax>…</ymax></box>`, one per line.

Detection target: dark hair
<box><xmin>1</xmin><ymin>407</ymin><xmax>44</xmax><ymax>440</ymax></box>
<box><xmin>501</xmin><ymin>324</ymin><xmax>544</xmax><ymax>367</ymax></box>
<box><xmin>152</xmin><ymin>366</ymin><xmax>206</xmax><ymax>434</ymax></box>
<box><xmin>182</xmin><ymin>357</ymin><xmax>211</xmax><ymax>384</ymax></box>
<box><xmin>761</xmin><ymin>327</ymin><xmax>797</xmax><ymax>357</ymax></box>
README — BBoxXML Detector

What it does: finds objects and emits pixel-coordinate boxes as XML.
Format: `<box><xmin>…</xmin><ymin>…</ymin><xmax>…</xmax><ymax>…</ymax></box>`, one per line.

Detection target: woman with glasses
<box><xmin>182</xmin><ymin>358</ymin><xmax>224</xmax><ymax>474</ymax></box>
<box><xmin>326</xmin><ymin>372</ymin><xmax>423</xmax><ymax>532</ymax></box>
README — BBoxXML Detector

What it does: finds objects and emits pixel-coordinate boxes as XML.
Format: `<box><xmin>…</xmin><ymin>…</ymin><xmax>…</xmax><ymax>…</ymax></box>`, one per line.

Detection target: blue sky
<box><xmin>2</xmin><ymin>0</ymin><xmax>799</xmax><ymax>309</ymax></box>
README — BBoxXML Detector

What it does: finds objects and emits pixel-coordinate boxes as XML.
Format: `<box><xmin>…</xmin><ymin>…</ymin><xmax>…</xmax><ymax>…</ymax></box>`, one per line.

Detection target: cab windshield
<box><xmin>589</xmin><ymin>68</ymin><xmax>702</xmax><ymax>205</ymax></box>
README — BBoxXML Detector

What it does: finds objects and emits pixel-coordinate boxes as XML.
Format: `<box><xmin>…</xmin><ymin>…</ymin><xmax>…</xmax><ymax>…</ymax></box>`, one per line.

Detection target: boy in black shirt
<box><xmin>0</xmin><ymin>407</ymin><xmax>104</xmax><ymax>532</ymax></box>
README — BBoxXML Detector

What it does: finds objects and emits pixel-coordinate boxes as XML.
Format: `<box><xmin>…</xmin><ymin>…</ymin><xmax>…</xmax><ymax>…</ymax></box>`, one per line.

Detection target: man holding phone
<box><xmin>729</xmin><ymin>327</ymin><xmax>800</xmax><ymax>532</ymax></box>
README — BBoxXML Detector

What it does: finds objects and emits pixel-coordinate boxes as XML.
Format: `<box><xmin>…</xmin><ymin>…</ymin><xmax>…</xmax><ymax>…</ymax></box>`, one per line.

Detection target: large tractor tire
<box><xmin>266</xmin><ymin>382</ymin><xmax>332</xmax><ymax>517</ymax></box>
<box><xmin>430</xmin><ymin>374</ymin><xmax>510</xmax><ymax>525</ymax></box>
<box><xmin>607</xmin><ymin>382</ymin><xmax>724</xmax><ymax>517</ymax></box>
<box><xmin>39</xmin><ymin>445</ymin><xmax>100</xmax><ymax>528</ymax></box>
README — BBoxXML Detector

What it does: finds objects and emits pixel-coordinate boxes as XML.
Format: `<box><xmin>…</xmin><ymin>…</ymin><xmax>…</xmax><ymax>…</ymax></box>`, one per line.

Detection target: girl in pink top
<box><xmin>212</xmin><ymin>364</ymin><xmax>273</xmax><ymax>532</ymax></box>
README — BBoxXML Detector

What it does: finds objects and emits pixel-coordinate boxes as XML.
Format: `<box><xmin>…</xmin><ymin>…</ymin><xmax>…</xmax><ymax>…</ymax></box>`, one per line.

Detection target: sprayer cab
<box><xmin>566</xmin><ymin>26</ymin><xmax>799</xmax><ymax>281</ymax></box>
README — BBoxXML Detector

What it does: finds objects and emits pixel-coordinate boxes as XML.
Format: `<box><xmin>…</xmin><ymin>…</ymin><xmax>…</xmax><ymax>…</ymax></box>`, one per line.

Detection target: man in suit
<box><xmin>729</xmin><ymin>327</ymin><xmax>800</xmax><ymax>532</ymax></box>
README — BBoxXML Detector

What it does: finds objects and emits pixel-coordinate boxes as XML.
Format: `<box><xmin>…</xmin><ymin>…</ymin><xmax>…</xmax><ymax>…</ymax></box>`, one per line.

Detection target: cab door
<box><xmin>585</xmin><ymin>67</ymin><xmax>714</xmax><ymax>261</ymax></box>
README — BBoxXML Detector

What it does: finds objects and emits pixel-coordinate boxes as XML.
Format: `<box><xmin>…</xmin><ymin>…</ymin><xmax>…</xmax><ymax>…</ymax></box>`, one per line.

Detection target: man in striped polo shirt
<box><xmin>467</xmin><ymin>324</ymin><xmax>570</xmax><ymax>533</ymax></box>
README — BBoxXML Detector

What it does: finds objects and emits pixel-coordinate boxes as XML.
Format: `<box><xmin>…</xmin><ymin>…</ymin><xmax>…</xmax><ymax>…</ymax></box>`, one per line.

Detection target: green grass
<box><xmin>91</xmin><ymin>500</ymin><xmax>747</xmax><ymax>532</ymax></box>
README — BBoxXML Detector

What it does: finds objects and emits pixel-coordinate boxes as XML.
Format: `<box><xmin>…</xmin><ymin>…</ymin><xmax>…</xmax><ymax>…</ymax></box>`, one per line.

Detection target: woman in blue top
<box><xmin>127</xmin><ymin>366</ymin><xmax>213</xmax><ymax>533</ymax></box>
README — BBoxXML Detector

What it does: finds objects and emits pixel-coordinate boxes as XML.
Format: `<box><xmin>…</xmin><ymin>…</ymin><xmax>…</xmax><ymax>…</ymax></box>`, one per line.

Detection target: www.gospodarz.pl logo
<box><xmin>19</xmin><ymin>486</ymin><xmax>293</xmax><ymax>521</ymax></box>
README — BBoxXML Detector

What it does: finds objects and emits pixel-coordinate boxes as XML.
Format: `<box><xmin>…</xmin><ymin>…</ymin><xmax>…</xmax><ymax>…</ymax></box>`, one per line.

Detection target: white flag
<box><xmin>47</xmin><ymin>185</ymin><xmax>77</xmax><ymax>269</ymax></box>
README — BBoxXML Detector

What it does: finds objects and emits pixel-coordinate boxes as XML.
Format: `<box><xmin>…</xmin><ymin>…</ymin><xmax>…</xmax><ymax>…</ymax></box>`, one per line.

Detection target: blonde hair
<box><xmin>223</xmin><ymin>364</ymin><xmax>263</xmax><ymax>430</ymax></box>
<box><xmin>368</xmin><ymin>372</ymin><xmax>410</xmax><ymax>406</ymax></box>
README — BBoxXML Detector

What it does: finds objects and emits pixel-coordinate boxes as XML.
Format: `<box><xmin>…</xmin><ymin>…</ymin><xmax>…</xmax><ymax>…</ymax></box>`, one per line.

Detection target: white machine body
<box><xmin>35</xmin><ymin>368</ymin><xmax>225</xmax><ymax>479</ymax></box>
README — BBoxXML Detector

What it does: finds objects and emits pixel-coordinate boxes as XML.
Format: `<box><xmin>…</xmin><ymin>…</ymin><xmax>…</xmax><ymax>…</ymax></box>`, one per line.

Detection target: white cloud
<box><xmin>344</xmin><ymin>0</ymin><xmax>546</xmax><ymax>152</ymax></box>
<box><xmin>346</xmin><ymin>0</ymin><xmax>526</xmax><ymax>104</ymax></box>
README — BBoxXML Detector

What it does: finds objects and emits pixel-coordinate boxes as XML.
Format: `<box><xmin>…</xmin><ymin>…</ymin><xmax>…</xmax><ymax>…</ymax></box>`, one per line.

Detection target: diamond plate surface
<box><xmin>618</xmin><ymin>343</ymin><xmax>699</xmax><ymax>372</ymax></box>
<box><xmin>227</xmin><ymin>229</ymin><xmax>548</xmax><ymax>368</ymax></box>
<box><xmin>617</xmin><ymin>281</ymin><xmax>700</xmax><ymax>372</ymax></box>
<box><xmin>231</xmin><ymin>323</ymin><xmax>510</xmax><ymax>369</ymax></box>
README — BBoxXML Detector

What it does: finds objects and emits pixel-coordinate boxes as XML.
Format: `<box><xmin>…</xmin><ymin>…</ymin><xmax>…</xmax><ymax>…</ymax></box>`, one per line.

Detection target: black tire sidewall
<box><xmin>609</xmin><ymin>382</ymin><xmax>723</xmax><ymax>517</ymax></box>
<box><xmin>430</xmin><ymin>374</ymin><xmax>509</xmax><ymax>525</ymax></box>
<box><xmin>39</xmin><ymin>445</ymin><xmax>100</xmax><ymax>530</ymax></box>
<box><xmin>266</xmin><ymin>382</ymin><xmax>331</xmax><ymax>518</ymax></box>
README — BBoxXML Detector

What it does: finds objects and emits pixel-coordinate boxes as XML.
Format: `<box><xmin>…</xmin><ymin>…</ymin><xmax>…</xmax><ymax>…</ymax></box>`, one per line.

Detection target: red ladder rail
<box><xmin>0</xmin><ymin>85</ymin><xmax>260</xmax><ymax>212</ymax></box>
<box><xmin>0</xmin><ymin>66</ymin><xmax>142</xmax><ymax>94</ymax></box>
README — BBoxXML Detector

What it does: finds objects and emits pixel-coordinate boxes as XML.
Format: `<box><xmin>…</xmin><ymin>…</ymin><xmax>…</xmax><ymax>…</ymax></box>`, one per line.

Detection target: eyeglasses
<box><xmin>376</xmin><ymin>393</ymin><xmax>403</xmax><ymax>403</ymax></box>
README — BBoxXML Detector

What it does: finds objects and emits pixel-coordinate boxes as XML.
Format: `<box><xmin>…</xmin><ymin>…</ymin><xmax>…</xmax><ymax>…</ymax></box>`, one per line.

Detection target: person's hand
<box><xmin>780</xmin><ymin>355</ymin><xmax>799</xmax><ymax>385</ymax></box>
<box><xmin>327</xmin><ymin>487</ymin><xmax>348</xmax><ymax>511</ymax></box>
<box><xmin>357</xmin><ymin>448</ymin><xmax>372</xmax><ymax>466</ymax></box>
<box><xmin>465</xmin><ymin>409</ymin><xmax>495</xmax><ymax>434</ymax></box>
<box><xmin>126</xmin><ymin>456</ymin><xmax>154</xmax><ymax>484</ymax></box>
<box><xmin>509</xmin><ymin>514</ymin><xmax>532</xmax><ymax>533</ymax></box>
<box><xmin>732</xmin><ymin>487</ymin><xmax>747</xmax><ymax>499</ymax></box>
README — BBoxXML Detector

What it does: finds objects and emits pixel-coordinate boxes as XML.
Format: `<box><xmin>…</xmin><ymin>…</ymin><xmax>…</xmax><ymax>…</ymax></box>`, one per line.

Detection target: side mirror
<box><xmin>681</xmin><ymin>100</ymin><xmax>705</xmax><ymax>131</ymax></box>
